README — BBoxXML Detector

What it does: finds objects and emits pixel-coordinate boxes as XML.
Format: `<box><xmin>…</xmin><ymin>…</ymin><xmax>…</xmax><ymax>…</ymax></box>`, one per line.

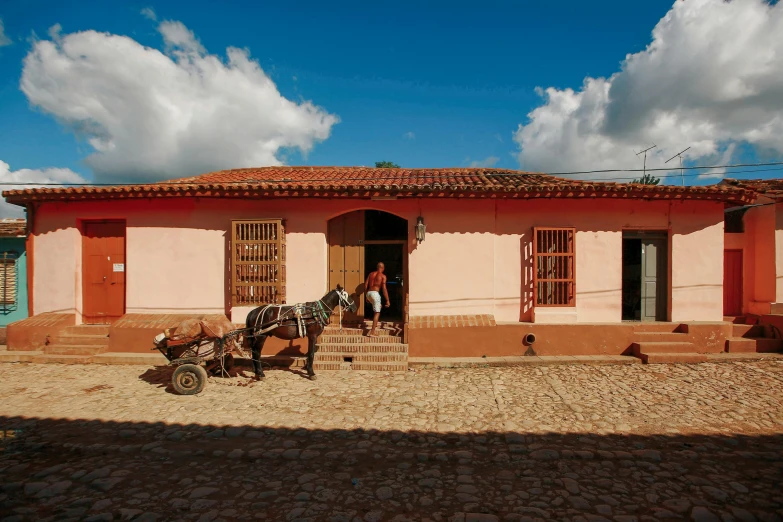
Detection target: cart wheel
<box><xmin>172</xmin><ymin>364</ymin><xmax>208</xmax><ymax>395</ymax></box>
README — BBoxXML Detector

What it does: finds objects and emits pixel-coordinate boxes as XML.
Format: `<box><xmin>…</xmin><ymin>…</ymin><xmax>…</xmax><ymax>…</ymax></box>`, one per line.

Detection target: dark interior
<box><xmin>365</xmin><ymin>210</ymin><xmax>408</xmax><ymax>241</ymax></box>
<box><xmin>364</xmin><ymin>243</ymin><xmax>404</xmax><ymax>321</ymax></box>
<box><xmin>622</xmin><ymin>238</ymin><xmax>642</xmax><ymax>321</ymax></box>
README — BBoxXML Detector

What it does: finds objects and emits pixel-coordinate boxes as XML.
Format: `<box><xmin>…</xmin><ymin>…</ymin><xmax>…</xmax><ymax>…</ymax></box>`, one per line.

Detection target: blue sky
<box><xmin>1</xmin><ymin>0</ymin><xmax>782</xmax><ymax>188</ymax></box>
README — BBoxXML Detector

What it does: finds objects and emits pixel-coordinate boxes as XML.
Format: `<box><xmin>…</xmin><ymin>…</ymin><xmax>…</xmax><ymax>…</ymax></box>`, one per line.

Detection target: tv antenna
<box><xmin>665</xmin><ymin>146</ymin><xmax>691</xmax><ymax>186</ymax></box>
<box><xmin>635</xmin><ymin>144</ymin><xmax>657</xmax><ymax>181</ymax></box>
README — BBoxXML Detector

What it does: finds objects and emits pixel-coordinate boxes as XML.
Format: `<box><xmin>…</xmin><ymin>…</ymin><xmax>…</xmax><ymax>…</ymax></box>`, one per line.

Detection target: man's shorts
<box><xmin>366</xmin><ymin>291</ymin><xmax>382</xmax><ymax>313</ymax></box>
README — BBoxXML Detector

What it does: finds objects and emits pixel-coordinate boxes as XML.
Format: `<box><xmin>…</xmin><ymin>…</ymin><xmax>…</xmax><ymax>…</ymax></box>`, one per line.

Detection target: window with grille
<box><xmin>0</xmin><ymin>251</ymin><xmax>18</xmax><ymax>307</ymax></box>
<box><xmin>231</xmin><ymin>220</ymin><xmax>286</xmax><ymax>306</ymax></box>
<box><xmin>533</xmin><ymin>227</ymin><xmax>575</xmax><ymax>307</ymax></box>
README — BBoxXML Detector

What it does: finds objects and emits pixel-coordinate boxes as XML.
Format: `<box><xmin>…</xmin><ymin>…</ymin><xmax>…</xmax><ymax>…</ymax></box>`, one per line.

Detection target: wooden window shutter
<box><xmin>231</xmin><ymin>220</ymin><xmax>286</xmax><ymax>306</ymax></box>
<box><xmin>533</xmin><ymin>227</ymin><xmax>575</xmax><ymax>307</ymax></box>
<box><xmin>0</xmin><ymin>252</ymin><xmax>18</xmax><ymax>306</ymax></box>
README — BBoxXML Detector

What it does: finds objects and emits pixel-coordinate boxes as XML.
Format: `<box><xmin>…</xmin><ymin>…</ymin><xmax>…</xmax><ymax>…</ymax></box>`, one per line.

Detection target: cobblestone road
<box><xmin>1</xmin><ymin>361</ymin><xmax>782</xmax><ymax>521</ymax></box>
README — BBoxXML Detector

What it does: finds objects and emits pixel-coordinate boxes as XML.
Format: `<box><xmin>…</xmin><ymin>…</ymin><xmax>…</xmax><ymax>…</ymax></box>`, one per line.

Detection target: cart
<box><xmin>153</xmin><ymin>326</ymin><xmax>249</xmax><ymax>395</ymax></box>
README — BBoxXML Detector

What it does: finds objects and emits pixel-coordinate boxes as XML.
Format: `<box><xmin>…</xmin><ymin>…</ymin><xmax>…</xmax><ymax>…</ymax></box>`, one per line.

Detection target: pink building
<box><xmin>2</xmin><ymin>167</ymin><xmax>777</xmax><ymax>367</ymax></box>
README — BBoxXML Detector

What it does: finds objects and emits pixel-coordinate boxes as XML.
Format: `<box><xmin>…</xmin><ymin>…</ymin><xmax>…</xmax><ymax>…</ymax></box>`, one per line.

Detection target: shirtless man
<box><xmin>365</xmin><ymin>262</ymin><xmax>390</xmax><ymax>337</ymax></box>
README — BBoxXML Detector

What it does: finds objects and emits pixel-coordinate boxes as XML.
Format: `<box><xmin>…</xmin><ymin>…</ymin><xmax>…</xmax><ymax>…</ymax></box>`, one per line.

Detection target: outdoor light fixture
<box><xmin>415</xmin><ymin>216</ymin><xmax>426</xmax><ymax>243</ymax></box>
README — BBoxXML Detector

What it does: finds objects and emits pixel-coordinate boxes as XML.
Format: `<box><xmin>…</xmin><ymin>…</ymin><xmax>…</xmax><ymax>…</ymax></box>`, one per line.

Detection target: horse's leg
<box><xmin>251</xmin><ymin>335</ymin><xmax>267</xmax><ymax>380</ymax></box>
<box><xmin>306</xmin><ymin>331</ymin><xmax>318</xmax><ymax>381</ymax></box>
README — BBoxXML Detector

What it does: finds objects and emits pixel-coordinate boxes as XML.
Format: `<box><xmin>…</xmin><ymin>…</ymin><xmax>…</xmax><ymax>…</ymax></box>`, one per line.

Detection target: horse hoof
<box><xmin>309</xmin><ymin>375</ymin><xmax>317</xmax><ymax>381</ymax></box>
<box><xmin>255</xmin><ymin>375</ymin><xmax>266</xmax><ymax>381</ymax></box>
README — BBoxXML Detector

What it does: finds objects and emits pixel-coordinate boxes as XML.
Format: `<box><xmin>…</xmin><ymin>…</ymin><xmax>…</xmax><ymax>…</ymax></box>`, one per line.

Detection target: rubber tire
<box><xmin>172</xmin><ymin>364</ymin><xmax>208</xmax><ymax>395</ymax></box>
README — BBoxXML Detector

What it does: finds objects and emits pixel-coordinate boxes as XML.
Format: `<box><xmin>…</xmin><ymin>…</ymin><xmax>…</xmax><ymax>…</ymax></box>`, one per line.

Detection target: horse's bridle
<box><xmin>315</xmin><ymin>289</ymin><xmax>356</xmax><ymax>325</ymax></box>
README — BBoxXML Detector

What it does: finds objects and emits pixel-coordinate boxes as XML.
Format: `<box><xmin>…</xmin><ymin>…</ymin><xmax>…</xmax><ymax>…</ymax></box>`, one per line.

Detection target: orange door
<box><xmin>327</xmin><ymin>211</ymin><xmax>364</xmax><ymax>322</ymax></box>
<box><xmin>82</xmin><ymin>221</ymin><xmax>126</xmax><ymax>324</ymax></box>
<box><xmin>723</xmin><ymin>249</ymin><xmax>743</xmax><ymax>316</ymax></box>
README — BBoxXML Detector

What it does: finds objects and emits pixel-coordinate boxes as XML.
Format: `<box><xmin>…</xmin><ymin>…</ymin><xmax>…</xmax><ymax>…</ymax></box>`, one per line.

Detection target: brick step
<box><xmin>44</xmin><ymin>344</ymin><xmax>109</xmax><ymax>356</ymax></box>
<box><xmin>732</xmin><ymin>324</ymin><xmax>769</xmax><ymax>338</ymax></box>
<box><xmin>318</xmin><ymin>334</ymin><xmax>402</xmax><ymax>344</ymax></box>
<box><xmin>30</xmin><ymin>354</ymin><xmax>96</xmax><ymax>364</ymax></box>
<box><xmin>630</xmin><ymin>323</ymin><xmax>682</xmax><ymax>333</ymax></box>
<box><xmin>631</xmin><ymin>342</ymin><xmax>694</xmax><ymax>355</ymax></box>
<box><xmin>323</xmin><ymin>327</ymin><xmax>395</xmax><ymax>337</ymax></box>
<box><xmin>638</xmin><ymin>352</ymin><xmax>708</xmax><ymax>364</ymax></box>
<box><xmin>632</xmin><ymin>332</ymin><xmax>690</xmax><ymax>342</ymax></box>
<box><xmin>752</xmin><ymin>338</ymin><xmax>783</xmax><ymax>353</ymax></box>
<box><xmin>62</xmin><ymin>325</ymin><xmax>110</xmax><ymax>336</ymax></box>
<box><xmin>726</xmin><ymin>338</ymin><xmax>758</xmax><ymax>353</ymax></box>
<box><xmin>316</xmin><ymin>343</ymin><xmax>409</xmax><ymax>354</ymax></box>
<box><xmin>259</xmin><ymin>355</ymin><xmax>407</xmax><ymax>372</ymax></box>
<box><xmin>315</xmin><ymin>352</ymin><xmax>408</xmax><ymax>363</ymax></box>
<box><xmin>49</xmin><ymin>334</ymin><xmax>111</xmax><ymax>346</ymax></box>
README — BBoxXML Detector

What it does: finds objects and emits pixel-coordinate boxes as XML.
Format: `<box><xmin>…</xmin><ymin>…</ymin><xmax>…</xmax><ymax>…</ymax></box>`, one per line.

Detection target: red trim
<box><xmin>26</xmin><ymin>205</ymin><xmax>34</xmax><ymax>317</ymax></box>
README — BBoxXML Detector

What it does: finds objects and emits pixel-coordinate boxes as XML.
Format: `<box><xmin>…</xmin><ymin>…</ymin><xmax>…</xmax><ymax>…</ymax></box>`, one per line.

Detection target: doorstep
<box><xmin>408</xmin><ymin>355</ymin><xmax>641</xmax><ymax>368</ymax></box>
<box><xmin>705</xmin><ymin>352</ymin><xmax>783</xmax><ymax>363</ymax></box>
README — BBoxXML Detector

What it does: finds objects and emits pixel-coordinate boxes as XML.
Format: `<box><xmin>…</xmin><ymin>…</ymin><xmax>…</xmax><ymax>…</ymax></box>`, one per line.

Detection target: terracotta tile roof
<box><xmin>2</xmin><ymin>166</ymin><xmax>755</xmax><ymax>205</ymax></box>
<box><xmin>721</xmin><ymin>178</ymin><xmax>783</xmax><ymax>198</ymax></box>
<box><xmin>0</xmin><ymin>218</ymin><xmax>26</xmax><ymax>237</ymax></box>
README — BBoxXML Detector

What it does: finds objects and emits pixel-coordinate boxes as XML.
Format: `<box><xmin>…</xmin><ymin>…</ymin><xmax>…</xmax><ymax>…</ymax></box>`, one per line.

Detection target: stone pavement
<box><xmin>0</xmin><ymin>361</ymin><xmax>782</xmax><ymax>521</ymax></box>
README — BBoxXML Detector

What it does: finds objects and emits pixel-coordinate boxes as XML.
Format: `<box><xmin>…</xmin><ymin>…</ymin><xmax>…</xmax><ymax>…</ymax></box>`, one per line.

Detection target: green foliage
<box><xmin>375</xmin><ymin>161</ymin><xmax>400</xmax><ymax>168</ymax></box>
<box><xmin>632</xmin><ymin>173</ymin><xmax>661</xmax><ymax>185</ymax></box>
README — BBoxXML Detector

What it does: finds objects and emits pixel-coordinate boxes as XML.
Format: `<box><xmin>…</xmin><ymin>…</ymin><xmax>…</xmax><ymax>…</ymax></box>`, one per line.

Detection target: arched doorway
<box><xmin>327</xmin><ymin>210</ymin><xmax>408</xmax><ymax>323</ymax></box>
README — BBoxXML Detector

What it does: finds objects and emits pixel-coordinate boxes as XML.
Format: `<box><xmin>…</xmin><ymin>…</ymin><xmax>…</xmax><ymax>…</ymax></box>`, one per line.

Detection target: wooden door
<box><xmin>641</xmin><ymin>238</ymin><xmax>667</xmax><ymax>322</ymax></box>
<box><xmin>327</xmin><ymin>212</ymin><xmax>364</xmax><ymax>322</ymax></box>
<box><xmin>82</xmin><ymin>221</ymin><xmax>126</xmax><ymax>324</ymax></box>
<box><xmin>723</xmin><ymin>249</ymin><xmax>743</xmax><ymax>316</ymax></box>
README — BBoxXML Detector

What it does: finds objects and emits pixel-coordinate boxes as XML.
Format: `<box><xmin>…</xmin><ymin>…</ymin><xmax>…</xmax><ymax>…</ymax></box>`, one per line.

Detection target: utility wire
<box><xmin>1</xmin><ymin>161</ymin><xmax>783</xmax><ymax>187</ymax></box>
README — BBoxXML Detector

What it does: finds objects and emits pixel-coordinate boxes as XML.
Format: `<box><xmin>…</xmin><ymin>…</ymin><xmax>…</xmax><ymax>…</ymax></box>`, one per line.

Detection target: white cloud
<box><xmin>20</xmin><ymin>20</ymin><xmax>339</xmax><ymax>183</ymax></box>
<box><xmin>141</xmin><ymin>7</ymin><xmax>157</xmax><ymax>21</ymax></box>
<box><xmin>403</xmin><ymin>131</ymin><xmax>415</xmax><ymax>140</ymax></box>
<box><xmin>514</xmin><ymin>0</ymin><xmax>783</xmax><ymax>180</ymax></box>
<box><xmin>0</xmin><ymin>19</ymin><xmax>11</xmax><ymax>47</ymax></box>
<box><xmin>468</xmin><ymin>156</ymin><xmax>499</xmax><ymax>168</ymax></box>
<box><xmin>0</xmin><ymin>160</ymin><xmax>86</xmax><ymax>217</ymax></box>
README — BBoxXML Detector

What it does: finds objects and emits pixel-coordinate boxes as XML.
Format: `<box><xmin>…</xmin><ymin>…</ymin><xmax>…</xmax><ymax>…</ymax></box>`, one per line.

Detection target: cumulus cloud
<box><xmin>0</xmin><ymin>161</ymin><xmax>86</xmax><ymax>217</ymax></box>
<box><xmin>468</xmin><ymin>156</ymin><xmax>499</xmax><ymax>168</ymax></box>
<box><xmin>140</xmin><ymin>7</ymin><xmax>157</xmax><ymax>21</ymax></box>
<box><xmin>20</xmin><ymin>20</ymin><xmax>339</xmax><ymax>182</ymax></box>
<box><xmin>514</xmin><ymin>0</ymin><xmax>783</xmax><ymax>180</ymax></box>
<box><xmin>0</xmin><ymin>19</ymin><xmax>11</xmax><ymax>46</ymax></box>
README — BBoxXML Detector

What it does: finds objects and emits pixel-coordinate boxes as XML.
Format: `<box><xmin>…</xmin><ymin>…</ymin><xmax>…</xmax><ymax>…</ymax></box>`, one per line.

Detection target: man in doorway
<box><xmin>365</xmin><ymin>262</ymin><xmax>390</xmax><ymax>337</ymax></box>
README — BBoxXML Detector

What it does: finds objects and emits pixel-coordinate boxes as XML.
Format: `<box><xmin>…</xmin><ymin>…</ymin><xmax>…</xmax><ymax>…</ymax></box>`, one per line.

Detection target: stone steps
<box><xmin>632</xmin><ymin>332</ymin><xmax>690</xmax><ymax>343</ymax></box>
<box><xmin>44</xmin><ymin>345</ymin><xmax>109</xmax><ymax>356</ymax></box>
<box><xmin>632</xmin><ymin>341</ymin><xmax>695</xmax><ymax>355</ymax></box>
<box><xmin>45</xmin><ymin>324</ymin><xmax>111</xmax><ymax>356</ymax></box>
<box><xmin>638</xmin><ymin>352</ymin><xmax>708</xmax><ymax>364</ymax></box>
<box><xmin>318</xmin><ymin>334</ymin><xmax>402</xmax><ymax>344</ymax></box>
<box><xmin>316</xmin><ymin>342</ymin><xmax>408</xmax><ymax>354</ymax></box>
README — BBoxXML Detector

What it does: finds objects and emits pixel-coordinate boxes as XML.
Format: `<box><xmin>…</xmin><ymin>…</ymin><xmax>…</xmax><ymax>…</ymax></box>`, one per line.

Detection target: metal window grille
<box><xmin>0</xmin><ymin>251</ymin><xmax>18</xmax><ymax>312</ymax></box>
<box><xmin>533</xmin><ymin>227</ymin><xmax>575</xmax><ymax>307</ymax></box>
<box><xmin>231</xmin><ymin>220</ymin><xmax>286</xmax><ymax>306</ymax></box>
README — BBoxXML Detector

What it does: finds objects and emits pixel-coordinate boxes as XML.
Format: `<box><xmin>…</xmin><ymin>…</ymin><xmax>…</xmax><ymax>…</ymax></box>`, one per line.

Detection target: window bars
<box><xmin>231</xmin><ymin>220</ymin><xmax>286</xmax><ymax>306</ymax></box>
<box><xmin>0</xmin><ymin>251</ymin><xmax>18</xmax><ymax>313</ymax></box>
<box><xmin>533</xmin><ymin>227</ymin><xmax>576</xmax><ymax>307</ymax></box>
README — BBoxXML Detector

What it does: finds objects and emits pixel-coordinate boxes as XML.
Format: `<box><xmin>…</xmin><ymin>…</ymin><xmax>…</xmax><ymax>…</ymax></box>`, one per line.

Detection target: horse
<box><xmin>245</xmin><ymin>285</ymin><xmax>357</xmax><ymax>381</ymax></box>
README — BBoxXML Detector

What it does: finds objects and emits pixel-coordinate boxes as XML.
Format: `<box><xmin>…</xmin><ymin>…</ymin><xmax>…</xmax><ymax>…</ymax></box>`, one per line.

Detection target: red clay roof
<box><xmin>0</xmin><ymin>218</ymin><xmax>26</xmax><ymax>237</ymax></box>
<box><xmin>721</xmin><ymin>178</ymin><xmax>783</xmax><ymax>198</ymax></box>
<box><xmin>2</xmin><ymin>166</ymin><xmax>755</xmax><ymax>205</ymax></box>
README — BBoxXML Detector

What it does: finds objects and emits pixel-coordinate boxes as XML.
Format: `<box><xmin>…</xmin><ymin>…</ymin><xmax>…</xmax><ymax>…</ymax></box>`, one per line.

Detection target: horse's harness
<box><xmin>252</xmin><ymin>290</ymin><xmax>354</xmax><ymax>338</ymax></box>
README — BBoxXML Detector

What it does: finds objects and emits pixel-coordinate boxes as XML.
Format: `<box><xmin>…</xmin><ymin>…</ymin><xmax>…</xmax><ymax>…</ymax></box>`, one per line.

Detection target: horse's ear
<box><xmin>336</xmin><ymin>284</ymin><xmax>343</xmax><ymax>291</ymax></box>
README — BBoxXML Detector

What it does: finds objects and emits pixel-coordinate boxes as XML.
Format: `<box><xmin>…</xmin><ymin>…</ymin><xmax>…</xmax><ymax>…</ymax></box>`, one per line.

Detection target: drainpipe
<box><xmin>523</xmin><ymin>333</ymin><xmax>536</xmax><ymax>356</ymax></box>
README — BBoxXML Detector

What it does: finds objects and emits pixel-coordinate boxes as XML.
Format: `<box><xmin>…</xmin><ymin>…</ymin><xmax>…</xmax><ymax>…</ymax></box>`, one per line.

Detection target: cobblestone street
<box><xmin>1</xmin><ymin>361</ymin><xmax>782</xmax><ymax>521</ymax></box>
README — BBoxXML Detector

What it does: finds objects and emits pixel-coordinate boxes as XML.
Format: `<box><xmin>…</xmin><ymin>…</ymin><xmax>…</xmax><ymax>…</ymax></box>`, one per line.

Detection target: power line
<box><xmin>1</xmin><ymin>161</ymin><xmax>783</xmax><ymax>187</ymax></box>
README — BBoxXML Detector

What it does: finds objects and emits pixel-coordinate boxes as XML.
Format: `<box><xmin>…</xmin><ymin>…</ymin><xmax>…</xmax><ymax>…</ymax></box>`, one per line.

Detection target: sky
<box><xmin>1</xmin><ymin>0</ymin><xmax>783</xmax><ymax>216</ymax></box>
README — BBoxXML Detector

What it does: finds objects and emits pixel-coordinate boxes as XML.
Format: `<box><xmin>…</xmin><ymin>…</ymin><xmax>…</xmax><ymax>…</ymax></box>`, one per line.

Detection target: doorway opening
<box><xmin>327</xmin><ymin>210</ymin><xmax>408</xmax><ymax>324</ymax></box>
<box><xmin>622</xmin><ymin>231</ymin><xmax>668</xmax><ymax>322</ymax></box>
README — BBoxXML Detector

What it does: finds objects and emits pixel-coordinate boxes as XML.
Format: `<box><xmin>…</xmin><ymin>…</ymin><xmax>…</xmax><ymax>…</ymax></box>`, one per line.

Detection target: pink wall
<box><xmin>32</xmin><ymin>197</ymin><xmax>725</xmax><ymax>325</ymax></box>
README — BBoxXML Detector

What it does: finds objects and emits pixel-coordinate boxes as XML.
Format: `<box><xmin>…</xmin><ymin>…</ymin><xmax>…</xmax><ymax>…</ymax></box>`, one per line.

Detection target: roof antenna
<box><xmin>635</xmin><ymin>144</ymin><xmax>657</xmax><ymax>182</ymax></box>
<box><xmin>665</xmin><ymin>146</ymin><xmax>691</xmax><ymax>186</ymax></box>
